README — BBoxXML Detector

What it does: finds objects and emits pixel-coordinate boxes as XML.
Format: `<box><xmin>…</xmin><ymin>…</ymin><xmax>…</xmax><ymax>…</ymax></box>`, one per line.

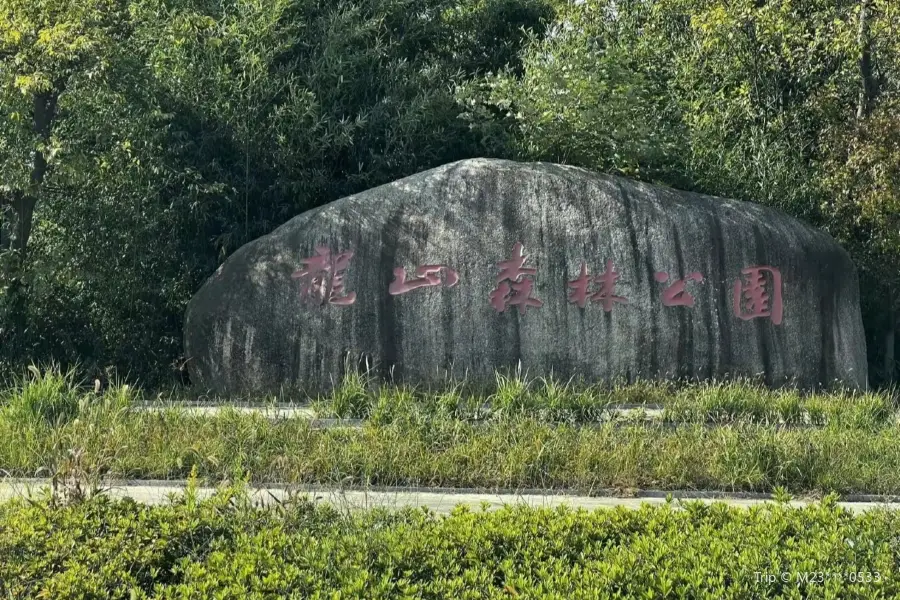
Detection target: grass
<box><xmin>1</xmin><ymin>482</ymin><xmax>898</xmax><ymax>599</ymax></box>
<box><xmin>6</xmin><ymin>411</ymin><xmax>900</xmax><ymax>494</ymax></box>
<box><xmin>0</xmin><ymin>365</ymin><xmax>898</xmax><ymax>495</ymax></box>
<box><xmin>161</xmin><ymin>369</ymin><xmax>897</xmax><ymax>428</ymax></box>
<box><xmin>0</xmin><ymin>367</ymin><xmax>898</xmax><ymax>495</ymax></box>
<box><xmin>308</xmin><ymin>374</ymin><xmax>897</xmax><ymax>428</ymax></box>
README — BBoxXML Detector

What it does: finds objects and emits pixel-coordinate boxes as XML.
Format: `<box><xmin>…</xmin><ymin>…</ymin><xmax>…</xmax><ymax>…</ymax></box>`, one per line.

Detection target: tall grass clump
<box><xmin>489</xmin><ymin>369</ymin><xmax>534</xmax><ymax>416</ymax></box>
<box><xmin>307</xmin><ymin>373</ymin><xmax>896</xmax><ymax>428</ymax></box>
<box><xmin>322</xmin><ymin>367</ymin><xmax>372</xmax><ymax>419</ymax></box>
<box><xmin>1</xmin><ymin>364</ymin><xmax>84</xmax><ymax>426</ymax></box>
<box><xmin>666</xmin><ymin>379</ymin><xmax>776</xmax><ymax>423</ymax></box>
<box><xmin>663</xmin><ymin>379</ymin><xmax>896</xmax><ymax>428</ymax></box>
<box><xmin>805</xmin><ymin>390</ymin><xmax>895</xmax><ymax>428</ymax></box>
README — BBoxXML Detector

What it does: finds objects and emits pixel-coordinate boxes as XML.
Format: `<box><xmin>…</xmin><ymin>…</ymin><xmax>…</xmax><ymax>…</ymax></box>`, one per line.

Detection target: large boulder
<box><xmin>184</xmin><ymin>158</ymin><xmax>867</xmax><ymax>394</ymax></box>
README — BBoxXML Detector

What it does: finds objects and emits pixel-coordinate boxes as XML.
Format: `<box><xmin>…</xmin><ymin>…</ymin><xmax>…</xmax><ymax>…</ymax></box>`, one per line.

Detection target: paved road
<box><xmin>2</xmin><ymin>479</ymin><xmax>898</xmax><ymax>513</ymax></box>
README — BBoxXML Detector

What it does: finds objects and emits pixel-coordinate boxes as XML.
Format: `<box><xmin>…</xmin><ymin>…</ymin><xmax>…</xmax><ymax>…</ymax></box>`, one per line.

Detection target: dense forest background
<box><xmin>0</xmin><ymin>0</ymin><xmax>897</xmax><ymax>390</ymax></box>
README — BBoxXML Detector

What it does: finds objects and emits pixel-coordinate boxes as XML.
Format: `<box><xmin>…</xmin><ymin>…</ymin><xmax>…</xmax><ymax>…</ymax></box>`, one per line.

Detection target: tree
<box><xmin>0</xmin><ymin>0</ymin><xmax>555</xmax><ymax>386</ymax></box>
<box><xmin>462</xmin><ymin>0</ymin><xmax>900</xmax><ymax>385</ymax></box>
<box><xmin>820</xmin><ymin>0</ymin><xmax>900</xmax><ymax>384</ymax></box>
<box><xmin>0</xmin><ymin>0</ymin><xmax>132</xmax><ymax>354</ymax></box>
<box><xmin>458</xmin><ymin>0</ymin><xmax>689</xmax><ymax>185</ymax></box>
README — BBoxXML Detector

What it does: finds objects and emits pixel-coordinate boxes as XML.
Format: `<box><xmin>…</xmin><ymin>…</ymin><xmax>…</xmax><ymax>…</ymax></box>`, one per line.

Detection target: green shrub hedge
<box><xmin>1</xmin><ymin>485</ymin><xmax>898</xmax><ymax>599</ymax></box>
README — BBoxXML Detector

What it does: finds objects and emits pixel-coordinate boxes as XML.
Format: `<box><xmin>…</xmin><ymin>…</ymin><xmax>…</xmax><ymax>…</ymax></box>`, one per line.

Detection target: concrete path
<box><xmin>125</xmin><ymin>403</ymin><xmax>876</xmax><ymax>431</ymax></box>
<box><xmin>129</xmin><ymin>403</ymin><xmax>663</xmax><ymax>424</ymax></box>
<box><xmin>128</xmin><ymin>403</ymin><xmax>900</xmax><ymax>428</ymax></box>
<box><xmin>2</xmin><ymin>479</ymin><xmax>898</xmax><ymax>514</ymax></box>
<box><xmin>131</xmin><ymin>404</ymin><xmax>320</xmax><ymax>419</ymax></box>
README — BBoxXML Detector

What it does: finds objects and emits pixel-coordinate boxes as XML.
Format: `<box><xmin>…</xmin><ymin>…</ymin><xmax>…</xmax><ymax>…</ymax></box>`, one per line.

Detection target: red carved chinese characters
<box><xmin>654</xmin><ymin>271</ymin><xmax>704</xmax><ymax>307</ymax></box>
<box><xmin>733</xmin><ymin>266</ymin><xmax>783</xmax><ymax>324</ymax></box>
<box><xmin>489</xmin><ymin>242</ymin><xmax>543</xmax><ymax>314</ymax></box>
<box><xmin>290</xmin><ymin>244</ymin><xmax>789</xmax><ymax>324</ymax></box>
<box><xmin>567</xmin><ymin>260</ymin><xmax>628</xmax><ymax>312</ymax></box>
<box><xmin>389</xmin><ymin>265</ymin><xmax>460</xmax><ymax>295</ymax></box>
<box><xmin>567</xmin><ymin>263</ymin><xmax>593</xmax><ymax>309</ymax></box>
<box><xmin>292</xmin><ymin>246</ymin><xmax>357</xmax><ymax>306</ymax></box>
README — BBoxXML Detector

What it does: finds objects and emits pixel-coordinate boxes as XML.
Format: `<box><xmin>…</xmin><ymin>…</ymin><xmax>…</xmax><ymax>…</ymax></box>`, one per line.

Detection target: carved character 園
<box><xmin>733</xmin><ymin>266</ymin><xmax>783</xmax><ymax>324</ymax></box>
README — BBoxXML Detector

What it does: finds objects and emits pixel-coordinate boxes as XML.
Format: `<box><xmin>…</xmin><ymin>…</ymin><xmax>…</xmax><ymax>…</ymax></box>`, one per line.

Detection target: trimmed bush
<box><xmin>0</xmin><ymin>486</ymin><xmax>897</xmax><ymax>598</ymax></box>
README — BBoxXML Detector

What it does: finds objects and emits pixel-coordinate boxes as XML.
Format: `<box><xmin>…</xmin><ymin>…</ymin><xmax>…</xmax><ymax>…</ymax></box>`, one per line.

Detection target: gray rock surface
<box><xmin>184</xmin><ymin>158</ymin><xmax>867</xmax><ymax>394</ymax></box>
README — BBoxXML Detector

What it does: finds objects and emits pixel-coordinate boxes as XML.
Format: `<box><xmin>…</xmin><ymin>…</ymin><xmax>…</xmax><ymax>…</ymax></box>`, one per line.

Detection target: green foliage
<box><xmin>0</xmin><ymin>0</ymin><xmax>554</xmax><ymax>388</ymax></box>
<box><xmin>440</xmin><ymin>0</ymin><xmax>555</xmax><ymax>76</ymax></box>
<box><xmin>461</xmin><ymin>0</ymin><xmax>900</xmax><ymax>384</ymax></box>
<box><xmin>1</xmin><ymin>488</ymin><xmax>899</xmax><ymax>598</ymax></box>
<box><xmin>0</xmin><ymin>0</ymin><xmax>131</xmax><ymax>185</ymax></box>
<box><xmin>0</xmin><ymin>363</ymin><xmax>84</xmax><ymax>425</ymax></box>
<box><xmin>459</xmin><ymin>3</ymin><xmax>688</xmax><ymax>182</ymax></box>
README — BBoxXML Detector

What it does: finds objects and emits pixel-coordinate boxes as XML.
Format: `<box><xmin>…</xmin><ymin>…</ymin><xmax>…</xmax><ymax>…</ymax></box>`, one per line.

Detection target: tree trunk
<box><xmin>886</xmin><ymin>299</ymin><xmax>896</xmax><ymax>385</ymax></box>
<box><xmin>0</xmin><ymin>190</ymin><xmax>13</xmax><ymax>252</ymax></box>
<box><xmin>855</xmin><ymin>0</ymin><xmax>893</xmax><ymax>385</ymax></box>
<box><xmin>11</xmin><ymin>192</ymin><xmax>36</xmax><ymax>260</ymax></box>
<box><xmin>1</xmin><ymin>87</ymin><xmax>61</xmax><ymax>357</ymax></box>
<box><xmin>10</xmin><ymin>89</ymin><xmax>59</xmax><ymax>261</ymax></box>
<box><xmin>856</xmin><ymin>0</ymin><xmax>875</xmax><ymax>120</ymax></box>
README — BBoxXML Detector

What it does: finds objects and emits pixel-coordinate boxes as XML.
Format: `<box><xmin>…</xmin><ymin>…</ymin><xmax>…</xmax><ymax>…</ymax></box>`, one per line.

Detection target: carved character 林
<box><xmin>568</xmin><ymin>260</ymin><xmax>628</xmax><ymax>312</ymax></box>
